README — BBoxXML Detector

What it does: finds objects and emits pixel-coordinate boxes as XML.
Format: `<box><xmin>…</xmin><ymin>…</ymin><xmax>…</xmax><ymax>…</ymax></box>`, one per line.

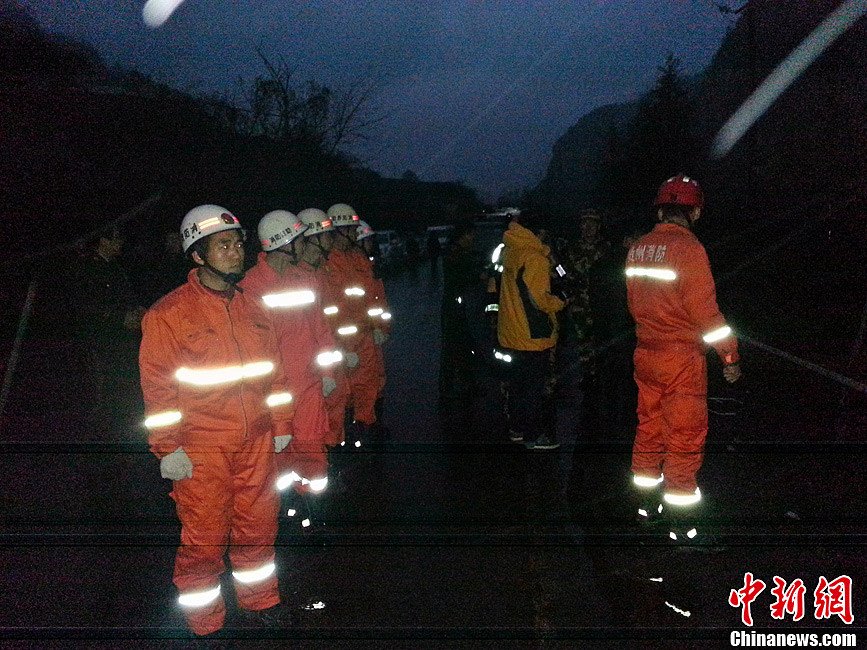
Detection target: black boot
<box><xmin>338</xmin><ymin>419</ymin><xmax>362</xmax><ymax>451</ymax></box>
<box><xmin>666</xmin><ymin>505</ymin><xmax>697</xmax><ymax>544</ymax></box>
<box><xmin>327</xmin><ymin>447</ymin><xmax>349</xmax><ymax>495</ymax></box>
<box><xmin>235</xmin><ymin>602</ymin><xmax>296</xmax><ymax>628</ymax></box>
<box><xmin>666</xmin><ymin>505</ymin><xmax>723</xmax><ymax>552</ymax></box>
<box><xmin>370</xmin><ymin>397</ymin><xmax>391</xmax><ymax>440</ymax></box>
<box><xmin>635</xmin><ymin>489</ymin><xmax>664</xmax><ymax>525</ymax></box>
<box><xmin>350</xmin><ymin>420</ymin><xmax>369</xmax><ymax>448</ymax></box>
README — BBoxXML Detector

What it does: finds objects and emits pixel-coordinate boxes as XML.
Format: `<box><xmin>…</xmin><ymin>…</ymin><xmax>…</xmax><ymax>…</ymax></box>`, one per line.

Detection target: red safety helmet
<box><xmin>653</xmin><ymin>174</ymin><xmax>704</xmax><ymax>209</ymax></box>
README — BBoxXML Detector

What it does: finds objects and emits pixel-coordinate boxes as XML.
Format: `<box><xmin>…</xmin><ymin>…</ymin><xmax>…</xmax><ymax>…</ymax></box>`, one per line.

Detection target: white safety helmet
<box><xmin>180</xmin><ymin>204</ymin><xmax>242</xmax><ymax>253</ymax></box>
<box><xmin>298</xmin><ymin>208</ymin><xmax>334</xmax><ymax>236</ymax></box>
<box><xmin>327</xmin><ymin>203</ymin><xmax>360</xmax><ymax>227</ymax></box>
<box><xmin>258</xmin><ymin>210</ymin><xmax>307</xmax><ymax>252</ymax></box>
<box><xmin>356</xmin><ymin>220</ymin><xmax>375</xmax><ymax>241</ymax></box>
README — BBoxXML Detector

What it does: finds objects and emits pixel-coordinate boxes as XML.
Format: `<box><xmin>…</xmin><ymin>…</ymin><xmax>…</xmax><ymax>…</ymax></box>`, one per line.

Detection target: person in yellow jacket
<box><xmin>497</xmin><ymin>210</ymin><xmax>566</xmax><ymax>450</ymax></box>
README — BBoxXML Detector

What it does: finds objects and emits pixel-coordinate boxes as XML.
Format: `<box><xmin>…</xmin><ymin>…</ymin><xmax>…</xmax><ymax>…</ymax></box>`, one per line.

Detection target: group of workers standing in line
<box><xmin>138</xmin><ymin>202</ymin><xmax>389</xmax><ymax>636</ymax></box>
<box><xmin>70</xmin><ymin>171</ymin><xmax>739</xmax><ymax>636</ymax></box>
<box><xmin>443</xmin><ymin>174</ymin><xmax>742</xmax><ymax>547</ymax></box>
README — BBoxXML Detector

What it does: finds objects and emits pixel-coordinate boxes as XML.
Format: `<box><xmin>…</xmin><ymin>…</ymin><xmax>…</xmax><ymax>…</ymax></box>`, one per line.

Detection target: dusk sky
<box><xmin>21</xmin><ymin>1</ymin><xmax>734</xmax><ymax>200</ymax></box>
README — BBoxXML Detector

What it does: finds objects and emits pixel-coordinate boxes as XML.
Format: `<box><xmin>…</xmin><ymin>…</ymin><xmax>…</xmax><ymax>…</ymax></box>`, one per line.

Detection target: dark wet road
<box><xmin>1</xmin><ymin>264</ymin><xmax>865</xmax><ymax>646</ymax></box>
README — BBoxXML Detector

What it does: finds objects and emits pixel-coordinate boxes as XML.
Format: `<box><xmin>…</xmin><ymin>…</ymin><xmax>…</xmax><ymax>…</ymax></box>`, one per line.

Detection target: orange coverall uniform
<box><xmin>322</xmin><ymin>249</ymin><xmax>383</xmax><ymax>428</ymax></box>
<box><xmin>242</xmin><ymin>253</ymin><xmax>341</xmax><ymax>490</ymax></box>
<box><xmin>140</xmin><ymin>269</ymin><xmax>294</xmax><ymax>636</ymax></box>
<box><xmin>363</xmin><ymin>261</ymin><xmax>390</xmax><ymax>404</ymax></box>
<box><xmin>626</xmin><ymin>222</ymin><xmax>738</xmax><ymax>498</ymax></box>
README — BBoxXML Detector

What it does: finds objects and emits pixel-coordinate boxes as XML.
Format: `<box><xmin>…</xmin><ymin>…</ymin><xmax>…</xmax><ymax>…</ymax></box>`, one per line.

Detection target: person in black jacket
<box><xmin>71</xmin><ymin>225</ymin><xmax>146</xmax><ymax>438</ymax></box>
<box><xmin>439</xmin><ymin>222</ymin><xmax>482</xmax><ymax>397</ymax></box>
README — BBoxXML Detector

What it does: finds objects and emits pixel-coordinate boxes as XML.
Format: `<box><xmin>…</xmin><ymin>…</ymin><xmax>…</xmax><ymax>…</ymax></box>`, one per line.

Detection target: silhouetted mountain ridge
<box><xmin>535</xmin><ymin>0</ymin><xmax>865</xmax><ymax>236</ymax></box>
<box><xmin>0</xmin><ymin>1</ymin><xmax>481</xmax><ymax>258</ymax></box>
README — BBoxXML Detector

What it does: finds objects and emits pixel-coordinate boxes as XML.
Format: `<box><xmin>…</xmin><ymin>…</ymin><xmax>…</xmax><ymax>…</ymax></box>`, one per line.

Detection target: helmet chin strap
<box><xmin>308</xmin><ymin>235</ymin><xmax>330</xmax><ymax>261</ymax></box>
<box><xmin>275</xmin><ymin>246</ymin><xmax>301</xmax><ymax>265</ymax></box>
<box><xmin>336</xmin><ymin>228</ymin><xmax>356</xmax><ymax>247</ymax></box>
<box><xmin>300</xmin><ymin>246</ymin><xmax>325</xmax><ymax>269</ymax></box>
<box><xmin>202</xmin><ymin>260</ymin><xmax>245</xmax><ymax>291</ymax></box>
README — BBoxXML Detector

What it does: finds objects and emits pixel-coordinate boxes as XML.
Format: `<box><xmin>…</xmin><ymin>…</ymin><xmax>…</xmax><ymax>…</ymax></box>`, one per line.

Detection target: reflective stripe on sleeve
<box><xmin>144</xmin><ymin>410</ymin><xmax>182</xmax><ymax>429</ymax></box>
<box><xmin>491</xmin><ymin>243</ymin><xmax>504</xmax><ymax>264</ymax></box>
<box><xmin>702</xmin><ymin>325</ymin><xmax>733</xmax><ymax>343</ymax></box>
<box><xmin>266</xmin><ymin>392</ymin><xmax>293</xmax><ymax>407</ymax></box>
<box><xmin>316</xmin><ymin>350</ymin><xmax>343</xmax><ymax>367</ymax></box>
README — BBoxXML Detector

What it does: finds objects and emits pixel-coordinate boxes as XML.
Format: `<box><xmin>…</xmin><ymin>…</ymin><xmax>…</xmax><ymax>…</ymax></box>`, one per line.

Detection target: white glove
<box><xmin>274</xmin><ymin>434</ymin><xmax>293</xmax><ymax>453</ymax></box>
<box><xmin>372</xmin><ymin>328</ymin><xmax>387</xmax><ymax>346</ymax></box>
<box><xmin>322</xmin><ymin>376</ymin><xmax>337</xmax><ymax>397</ymax></box>
<box><xmin>160</xmin><ymin>447</ymin><xmax>193</xmax><ymax>481</ymax></box>
<box><xmin>345</xmin><ymin>351</ymin><xmax>359</xmax><ymax>369</ymax></box>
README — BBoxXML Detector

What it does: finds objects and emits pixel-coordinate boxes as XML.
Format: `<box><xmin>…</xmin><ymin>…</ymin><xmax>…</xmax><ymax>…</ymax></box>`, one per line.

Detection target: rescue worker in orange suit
<box><xmin>497</xmin><ymin>210</ymin><xmax>566</xmax><ymax>450</ymax></box>
<box><xmin>241</xmin><ymin>210</ymin><xmax>344</xmax><ymax>508</ymax></box>
<box><xmin>625</xmin><ymin>175</ymin><xmax>742</xmax><ymax>544</ymax></box>
<box><xmin>139</xmin><ymin>205</ymin><xmax>295</xmax><ymax>636</ymax></box>
<box><xmin>297</xmin><ymin>208</ymin><xmax>354</xmax><ymax>449</ymax></box>
<box><xmin>325</xmin><ymin>203</ymin><xmax>389</xmax><ymax>446</ymax></box>
<box><xmin>356</xmin><ymin>219</ymin><xmax>393</xmax><ymax>436</ymax></box>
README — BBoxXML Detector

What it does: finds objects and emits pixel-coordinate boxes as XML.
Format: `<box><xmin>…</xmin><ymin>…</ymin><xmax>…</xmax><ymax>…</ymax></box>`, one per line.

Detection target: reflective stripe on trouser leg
<box><xmin>633</xmin><ymin>474</ymin><xmax>664</xmax><ymax>519</ymax></box>
<box><xmin>664</xmin><ymin>487</ymin><xmax>702</xmax><ymax>506</ymax></box>
<box><xmin>178</xmin><ymin>586</ymin><xmax>226</xmax><ymax>636</ymax></box>
<box><xmin>280</xmin><ymin>441</ymin><xmax>328</xmax><ymax>495</ymax></box>
<box><xmin>171</xmin><ymin>447</ymin><xmax>234</xmax><ymax>636</ymax></box>
<box><xmin>232</xmin><ymin>559</ymin><xmax>278</xmax><ymax>611</ymax></box>
<box><xmin>633</xmin><ymin>474</ymin><xmax>663</xmax><ymax>488</ymax></box>
<box><xmin>228</xmin><ymin>431</ymin><xmax>280</xmax><ymax>611</ymax></box>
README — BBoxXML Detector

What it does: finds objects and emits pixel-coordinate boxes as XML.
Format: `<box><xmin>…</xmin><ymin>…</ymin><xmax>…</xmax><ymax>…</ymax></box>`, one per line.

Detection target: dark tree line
<box><xmin>0</xmin><ymin>5</ymin><xmax>481</xmax><ymax>261</ymax></box>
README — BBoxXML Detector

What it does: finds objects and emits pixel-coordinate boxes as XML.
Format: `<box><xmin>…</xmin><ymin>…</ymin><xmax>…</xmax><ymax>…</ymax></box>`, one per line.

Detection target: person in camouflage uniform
<box><xmin>561</xmin><ymin>209</ymin><xmax>610</xmax><ymax>372</ymax></box>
